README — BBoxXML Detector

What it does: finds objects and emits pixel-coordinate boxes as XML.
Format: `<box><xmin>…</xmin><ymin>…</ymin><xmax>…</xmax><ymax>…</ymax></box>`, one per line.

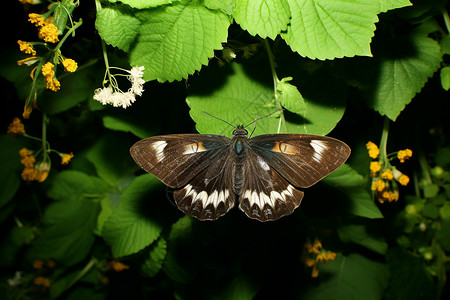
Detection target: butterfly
<box><xmin>130</xmin><ymin>119</ymin><xmax>351</xmax><ymax>222</ymax></box>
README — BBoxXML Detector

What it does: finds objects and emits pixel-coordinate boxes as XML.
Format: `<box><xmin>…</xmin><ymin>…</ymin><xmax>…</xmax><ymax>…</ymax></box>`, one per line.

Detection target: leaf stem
<box><xmin>64</xmin><ymin>257</ymin><xmax>98</xmax><ymax>291</ymax></box>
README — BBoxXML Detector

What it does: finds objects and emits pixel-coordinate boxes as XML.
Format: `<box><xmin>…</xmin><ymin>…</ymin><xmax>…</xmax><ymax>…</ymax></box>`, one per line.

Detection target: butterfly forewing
<box><xmin>249</xmin><ymin>134</ymin><xmax>351</xmax><ymax>188</ymax></box>
<box><xmin>130</xmin><ymin>134</ymin><xmax>230</xmax><ymax>188</ymax></box>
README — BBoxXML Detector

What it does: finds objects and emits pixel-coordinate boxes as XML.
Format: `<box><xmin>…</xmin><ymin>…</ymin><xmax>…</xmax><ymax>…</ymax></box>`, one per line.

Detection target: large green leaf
<box><xmin>324</xmin><ymin>164</ymin><xmax>383</xmax><ymax>219</ymax></box>
<box><xmin>102</xmin><ymin>174</ymin><xmax>166</xmax><ymax>257</ymax></box>
<box><xmin>299</xmin><ymin>253</ymin><xmax>389</xmax><ymax>300</ymax></box>
<box><xmin>187</xmin><ymin>62</ymin><xmax>346</xmax><ymax>136</ymax></box>
<box><xmin>282</xmin><ymin>0</ymin><xmax>379</xmax><ymax>60</ymax></box>
<box><xmin>28</xmin><ymin>198</ymin><xmax>100</xmax><ymax>266</ymax></box>
<box><xmin>130</xmin><ymin>1</ymin><xmax>230</xmax><ymax>82</ymax></box>
<box><xmin>353</xmin><ymin>26</ymin><xmax>442</xmax><ymax>120</ymax></box>
<box><xmin>234</xmin><ymin>0</ymin><xmax>290</xmax><ymax>40</ymax></box>
<box><xmin>96</xmin><ymin>6</ymin><xmax>141</xmax><ymax>52</ymax></box>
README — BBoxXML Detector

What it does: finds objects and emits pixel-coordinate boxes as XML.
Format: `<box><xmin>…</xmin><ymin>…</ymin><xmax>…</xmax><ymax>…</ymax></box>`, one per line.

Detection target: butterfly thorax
<box><xmin>231</xmin><ymin>126</ymin><xmax>249</xmax><ymax>194</ymax></box>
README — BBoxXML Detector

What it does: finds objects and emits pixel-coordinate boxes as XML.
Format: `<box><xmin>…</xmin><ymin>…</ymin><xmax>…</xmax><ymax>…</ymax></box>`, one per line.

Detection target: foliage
<box><xmin>1</xmin><ymin>0</ymin><xmax>450</xmax><ymax>299</ymax></box>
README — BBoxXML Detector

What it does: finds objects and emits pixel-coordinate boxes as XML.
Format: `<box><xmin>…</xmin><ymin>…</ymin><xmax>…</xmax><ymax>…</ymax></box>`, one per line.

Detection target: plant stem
<box><xmin>443</xmin><ymin>9</ymin><xmax>450</xmax><ymax>34</ymax></box>
<box><xmin>379</xmin><ymin>117</ymin><xmax>390</xmax><ymax>166</ymax></box>
<box><xmin>64</xmin><ymin>257</ymin><xmax>98</xmax><ymax>291</ymax></box>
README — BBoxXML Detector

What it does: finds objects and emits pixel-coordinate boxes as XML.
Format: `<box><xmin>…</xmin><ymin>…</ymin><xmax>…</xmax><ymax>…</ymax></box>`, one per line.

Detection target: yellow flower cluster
<box><xmin>28</xmin><ymin>13</ymin><xmax>59</xmax><ymax>43</ymax></box>
<box><xmin>366</xmin><ymin>141</ymin><xmax>412</xmax><ymax>204</ymax></box>
<box><xmin>33</xmin><ymin>276</ymin><xmax>51</xmax><ymax>288</ymax></box>
<box><xmin>302</xmin><ymin>239</ymin><xmax>337</xmax><ymax>278</ymax></box>
<box><xmin>19</xmin><ymin>148</ymin><xmax>49</xmax><ymax>182</ymax></box>
<box><xmin>41</xmin><ymin>62</ymin><xmax>60</xmax><ymax>92</ymax></box>
<box><xmin>17</xmin><ymin>40</ymin><xmax>36</xmax><ymax>56</ymax></box>
<box><xmin>7</xmin><ymin>118</ymin><xmax>25</xmax><ymax>136</ymax></box>
<box><xmin>366</xmin><ymin>141</ymin><xmax>380</xmax><ymax>159</ymax></box>
<box><xmin>61</xmin><ymin>152</ymin><xmax>74</xmax><ymax>165</ymax></box>
<box><xmin>398</xmin><ymin>149</ymin><xmax>413</xmax><ymax>163</ymax></box>
<box><xmin>62</xmin><ymin>58</ymin><xmax>78</xmax><ymax>73</ymax></box>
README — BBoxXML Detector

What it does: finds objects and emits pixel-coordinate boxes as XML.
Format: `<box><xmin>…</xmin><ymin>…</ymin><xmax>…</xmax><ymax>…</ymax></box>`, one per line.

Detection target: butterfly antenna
<box><xmin>244</xmin><ymin>109</ymin><xmax>285</xmax><ymax>128</ymax></box>
<box><xmin>201</xmin><ymin>111</ymin><xmax>236</xmax><ymax>128</ymax></box>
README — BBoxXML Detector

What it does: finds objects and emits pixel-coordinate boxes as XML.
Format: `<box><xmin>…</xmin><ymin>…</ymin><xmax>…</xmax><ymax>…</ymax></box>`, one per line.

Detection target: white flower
<box><xmin>93</xmin><ymin>86</ymin><xmax>113</xmax><ymax>105</ymax></box>
<box><xmin>93</xmin><ymin>66</ymin><xmax>145</xmax><ymax>109</ymax></box>
<box><xmin>7</xmin><ymin>271</ymin><xmax>22</xmax><ymax>287</ymax></box>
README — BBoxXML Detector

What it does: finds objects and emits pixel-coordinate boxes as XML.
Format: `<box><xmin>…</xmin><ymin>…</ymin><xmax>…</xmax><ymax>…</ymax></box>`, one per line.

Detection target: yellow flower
<box><xmin>17</xmin><ymin>40</ymin><xmax>36</xmax><ymax>56</ymax></box>
<box><xmin>33</xmin><ymin>259</ymin><xmax>44</xmax><ymax>269</ymax></box>
<box><xmin>41</xmin><ymin>62</ymin><xmax>55</xmax><ymax>77</ymax></box>
<box><xmin>371</xmin><ymin>179</ymin><xmax>385</xmax><ymax>192</ymax></box>
<box><xmin>35</xmin><ymin>162</ymin><xmax>50</xmax><ymax>182</ymax></box>
<box><xmin>7</xmin><ymin>118</ymin><xmax>25</xmax><ymax>136</ymax></box>
<box><xmin>108</xmin><ymin>261</ymin><xmax>130</xmax><ymax>272</ymax></box>
<box><xmin>47</xmin><ymin>259</ymin><xmax>56</xmax><ymax>268</ymax></box>
<box><xmin>63</xmin><ymin>59</ymin><xmax>78</xmax><ymax>72</ymax></box>
<box><xmin>366</xmin><ymin>141</ymin><xmax>380</xmax><ymax>159</ymax></box>
<box><xmin>28</xmin><ymin>13</ymin><xmax>45</xmax><ymax>27</ymax></box>
<box><xmin>382</xmin><ymin>191</ymin><xmax>399</xmax><ymax>202</ymax></box>
<box><xmin>398</xmin><ymin>175</ymin><xmax>410</xmax><ymax>186</ymax></box>
<box><xmin>302</xmin><ymin>239</ymin><xmax>336</xmax><ymax>278</ymax></box>
<box><xmin>21</xmin><ymin>167</ymin><xmax>39</xmax><ymax>181</ymax></box>
<box><xmin>398</xmin><ymin>149</ymin><xmax>413</xmax><ymax>163</ymax></box>
<box><xmin>381</xmin><ymin>170</ymin><xmax>393</xmax><ymax>180</ymax></box>
<box><xmin>46</xmin><ymin>78</ymin><xmax>61</xmax><ymax>92</ymax></box>
<box><xmin>61</xmin><ymin>152</ymin><xmax>74</xmax><ymax>165</ymax></box>
<box><xmin>20</xmin><ymin>154</ymin><xmax>35</xmax><ymax>168</ymax></box>
<box><xmin>33</xmin><ymin>276</ymin><xmax>50</xmax><ymax>287</ymax></box>
<box><xmin>39</xmin><ymin>23</ymin><xmax>59</xmax><ymax>43</ymax></box>
<box><xmin>19</xmin><ymin>147</ymin><xmax>32</xmax><ymax>158</ymax></box>
<box><xmin>370</xmin><ymin>161</ymin><xmax>381</xmax><ymax>174</ymax></box>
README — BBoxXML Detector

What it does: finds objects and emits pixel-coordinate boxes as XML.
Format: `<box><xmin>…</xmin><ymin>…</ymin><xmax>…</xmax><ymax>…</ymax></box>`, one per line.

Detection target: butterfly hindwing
<box><xmin>249</xmin><ymin>134</ymin><xmax>351</xmax><ymax>188</ymax></box>
<box><xmin>238</xmin><ymin>150</ymin><xmax>304</xmax><ymax>221</ymax></box>
<box><xmin>174</xmin><ymin>152</ymin><xmax>236</xmax><ymax>220</ymax></box>
<box><xmin>130</xmin><ymin>134</ymin><xmax>230</xmax><ymax>188</ymax></box>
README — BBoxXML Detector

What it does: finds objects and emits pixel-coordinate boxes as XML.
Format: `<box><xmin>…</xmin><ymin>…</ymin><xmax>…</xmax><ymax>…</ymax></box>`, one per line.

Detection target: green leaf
<box><xmin>102</xmin><ymin>174</ymin><xmax>165</xmax><ymax>257</ymax></box>
<box><xmin>85</xmin><ymin>133</ymin><xmax>133</xmax><ymax>185</ymax></box>
<box><xmin>324</xmin><ymin>164</ymin><xmax>383</xmax><ymax>219</ymax></box>
<box><xmin>440</xmin><ymin>35</ymin><xmax>450</xmax><ymax>54</ymax></box>
<box><xmin>338</xmin><ymin>221</ymin><xmax>388</xmax><ymax>254</ymax></box>
<box><xmin>38</xmin><ymin>66</ymin><xmax>101</xmax><ymax>115</ymax></box>
<box><xmin>130</xmin><ymin>1</ymin><xmax>230</xmax><ymax>82</ymax></box>
<box><xmin>102</xmin><ymin>115</ymin><xmax>155</xmax><ymax>139</ymax></box>
<box><xmin>440</xmin><ymin>66</ymin><xmax>450</xmax><ymax>91</ymax></box>
<box><xmin>385</xmin><ymin>247</ymin><xmax>437</xmax><ymax>300</ymax></box>
<box><xmin>282</xmin><ymin>0</ymin><xmax>379</xmax><ymax>60</ymax></box>
<box><xmin>28</xmin><ymin>198</ymin><xmax>100</xmax><ymax>266</ymax></box>
<box><xmin>187</xmin><ymin>62</ymin><xmax>346</xmax><ymax>136</ymax></box>
<box><xmin>277</xmin><ymin>77</ymin><xmax>306</xmax><ymax>115</ymax></box>
<box><xmin>423</xmin><ymin>184</ymin><xmax>439</xmax><ymax>198</ymax></box>
<box><xmin>355</xmin><ymin>29</ymin><xmax>442</xmax><ymax>120</ymax></box>
<box><xmin>217</xmin><ymin>274</ymin><xmax>259</xmax><ymax>300</ymax></box>
<box><xmin>47</xmin><ymin>170</ymin><xmax>110</xmax><ymax>202</ymax></box>
<box><xmin>141</xmin><ymin>237</ymin><xmax>167</xmax><ymax>277</ymax></box>
<box><xmin>300</xmin><ymin>253</ymin><xmax>389</xmax><ymax>300</ymax></box>
<box><xmin>234</xmin><ymin>0</ymin><xmax>290</xmax><ymax>40</ymax></box>
<box><xmin>108</xmin><ymin>0</ymin><xmax>174</xmax><ymax>9</ymax></box>
<box><xmin>422</xmin><ymin>203</ymin><xmax>439</xmax><ymax>219</ymax></box>
<box><xmin>377</xmin><ymin>0</ymin><xmax>411</xmax><ymax>12</ymax></box>
<box><xmin>163</xmin><ymin>216</ymin><xmax>195</xmax><ymax>283</ymax></box>
<box><xmin>96</xmin><ymin>6</ymin><xmax>141</xmax><ymax>52</ymax></box>
<box><xmin>0</xmin><ymin>135</ymin><xmax>23</xmax><ymax>211</ymax></box>
<box><xmin>204</xmin><ymin>0</ymin><xmax>235</xmax><ymax>15</ymax></box>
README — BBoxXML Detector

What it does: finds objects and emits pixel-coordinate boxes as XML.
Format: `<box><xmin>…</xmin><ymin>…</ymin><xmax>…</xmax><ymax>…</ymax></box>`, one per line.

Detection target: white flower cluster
<box><xmin>93</xmin><ymin>66</ymin><xmax>145</xmax><ymax>109</ymax></box>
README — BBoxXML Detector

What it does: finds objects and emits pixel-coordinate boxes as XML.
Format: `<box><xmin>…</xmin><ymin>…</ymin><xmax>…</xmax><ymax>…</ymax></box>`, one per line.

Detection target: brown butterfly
<box><xmin>130</xmin><ymin>117</ymin><xmax>350</xmax><ymax>222</ymax></box>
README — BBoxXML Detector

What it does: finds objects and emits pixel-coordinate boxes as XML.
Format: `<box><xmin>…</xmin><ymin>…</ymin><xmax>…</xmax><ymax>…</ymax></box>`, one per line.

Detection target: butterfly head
<box><xmin>232</xmin><ymin>125</ymin><xmax>248</xmax><ymax>137</ymax></box>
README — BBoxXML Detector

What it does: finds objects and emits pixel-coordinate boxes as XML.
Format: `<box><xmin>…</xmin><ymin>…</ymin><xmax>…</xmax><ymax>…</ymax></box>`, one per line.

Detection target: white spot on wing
<box><xmin>152</xmin><ymin>141</ymin><xmax>167</xmax><ymax>162</ymax></box>
<box><xmin>182</xmin><ymin>185</ymin><xmax>229</xmax><ymax>209</ymax></box>
<box><xmin>310</xmin><ymin>140</ymin><xmax>328</xmax><ymax>163</ymax></box>
<box><xmin>257</xmin><ymin>156</ymin><xmax>270</xmax><ymax>171</ymax></box>
<box><xmin>243</xmin><ymin>185</ymin><xmax>296</xmax><ymax>209</ymax></box>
